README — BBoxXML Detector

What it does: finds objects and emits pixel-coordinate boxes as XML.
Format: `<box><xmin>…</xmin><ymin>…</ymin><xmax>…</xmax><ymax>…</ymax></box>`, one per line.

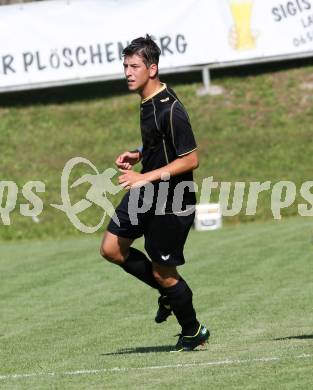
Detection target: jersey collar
<box><xmin>141</xmin><ymin>83</ymin><xmax>167</xmax><ymax>104</ymax></box>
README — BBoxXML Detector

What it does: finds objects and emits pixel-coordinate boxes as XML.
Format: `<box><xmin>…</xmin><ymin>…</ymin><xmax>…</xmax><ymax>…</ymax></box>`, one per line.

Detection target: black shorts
<box><xmin>107</xmin><ymin>191</ymin><xmax>195</xmax><ymax>266</ymax></box>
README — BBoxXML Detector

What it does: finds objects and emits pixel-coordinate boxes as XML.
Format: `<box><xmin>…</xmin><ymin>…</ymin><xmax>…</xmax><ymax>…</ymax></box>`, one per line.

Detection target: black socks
<box><xmin>120</xmin><ymin>247</ymin><xmax>163</xmax><ymax>294</ymax></box>
<box><xmin>164</xmin><ymin>279</ymin><xmax>200</xmax><ymax>336</ymax></box>
<box><xmin>120</xmin><ymin>248</ymin><xmax>199</xmax><ymax>336</ymax></box>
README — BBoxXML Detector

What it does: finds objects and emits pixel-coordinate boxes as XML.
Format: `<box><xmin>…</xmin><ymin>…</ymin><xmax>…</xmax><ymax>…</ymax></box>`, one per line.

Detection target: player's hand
<box><xmin>118</xmin><ymin>169</ymin><xmax>147</xmax><ymax>190</ymax></box>
<box><xmin>115</xmin><ymin>151</ymin><xmax>141</xmax><ymax>170</ymax></box>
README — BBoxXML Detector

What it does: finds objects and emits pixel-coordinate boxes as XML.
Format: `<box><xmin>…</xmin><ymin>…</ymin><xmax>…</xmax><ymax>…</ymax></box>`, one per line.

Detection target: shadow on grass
<box><xmin>102</xmin><ymin>344</ymin><xmax>207</xmax><ymax>355</ymax></box>
<box><xmin>1</xmin><ymin>56</ymin><xmax>313</xmax><ymax>108</ymax></box>
<box><xmin>0</xmin><ymin>71</ymin><xmax>201</xmax><ymax>108</ymax></box>
<box><xmin>274</xmin><ymin>334</ymin><xmax>313</xmax><ymax>341</ymax></box>
<box><xmin>101</xmin><ymin>345</ymin><xmax>175</xmax><ymax>355</ymax></box>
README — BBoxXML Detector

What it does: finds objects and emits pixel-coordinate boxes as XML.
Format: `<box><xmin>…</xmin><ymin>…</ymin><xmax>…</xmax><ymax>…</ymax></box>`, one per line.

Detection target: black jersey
<box><xmin>140</xmin><ymin>84</ymin><xmax>197</xmax><ymax>213</ymax></box>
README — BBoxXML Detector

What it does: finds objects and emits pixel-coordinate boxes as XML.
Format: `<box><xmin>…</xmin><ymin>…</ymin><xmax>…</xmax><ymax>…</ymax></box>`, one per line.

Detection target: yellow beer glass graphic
<box><xmin>230</xmin><ymin>0</ymin><xmax>255</xmax><ymax>50</ymax></box>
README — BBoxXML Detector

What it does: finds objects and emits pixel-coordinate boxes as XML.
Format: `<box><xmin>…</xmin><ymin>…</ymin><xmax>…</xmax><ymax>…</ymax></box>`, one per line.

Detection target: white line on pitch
<box><xmin>0</xmin><ymin>353</ymin><xmax>312</xmax><ymax>381</ymax></box>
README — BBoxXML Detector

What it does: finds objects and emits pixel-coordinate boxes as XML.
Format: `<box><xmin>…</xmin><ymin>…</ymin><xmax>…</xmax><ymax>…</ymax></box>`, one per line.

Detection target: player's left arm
<box><xmin>119</xmin><ymin>102</ymin><xmax>198</xmax><ymax>189</ymax></box>
<box><xmin>118</xmin><ymin>150</ymin><xmax>198</xmax><ymax>189</ymax></box>
<box><xmin>143</xmin><ymin>150</ymin><xmax>199</xmax><ymax>181</ymax></box>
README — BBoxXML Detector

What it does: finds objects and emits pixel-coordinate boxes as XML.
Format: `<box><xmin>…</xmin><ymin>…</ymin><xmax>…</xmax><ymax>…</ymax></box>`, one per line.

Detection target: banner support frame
<box><xmin>197</xmin><ymin>66</ymin><xmax>224</xmax><ymax>96</ymax></box>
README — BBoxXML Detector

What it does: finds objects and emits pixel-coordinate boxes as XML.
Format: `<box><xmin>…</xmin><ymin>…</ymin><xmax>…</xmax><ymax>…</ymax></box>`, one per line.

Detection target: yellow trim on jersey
<box><xmin>141</xmin><ymin>83</ymin><xmax>167</xmax><ymax>103</ymax></box>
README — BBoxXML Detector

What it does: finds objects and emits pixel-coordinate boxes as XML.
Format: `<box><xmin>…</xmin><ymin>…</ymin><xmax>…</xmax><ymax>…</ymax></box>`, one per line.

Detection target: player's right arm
<box><xmin>115</xmin><ymin>149</ymin><xmax>142</xmax><ymax>170</ymax></box>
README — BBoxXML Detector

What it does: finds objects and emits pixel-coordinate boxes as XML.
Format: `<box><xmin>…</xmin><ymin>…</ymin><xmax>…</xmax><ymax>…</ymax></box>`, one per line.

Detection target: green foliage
<box><xmin>1</xmin><ymin>65</ymin><xmax>313</xmax><ymax>240</ymax></box>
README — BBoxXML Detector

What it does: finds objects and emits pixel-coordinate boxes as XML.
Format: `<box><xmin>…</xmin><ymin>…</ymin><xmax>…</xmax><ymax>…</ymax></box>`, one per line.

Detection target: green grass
<box><xmin>1</xmin><ymin>63</ymin><xmax>313</xmax><ymax>239</ymax></box>
<box><xmin>1</xmin><ymin>217</ymin><xmax>313</xmax><ymax>389</ymax></box>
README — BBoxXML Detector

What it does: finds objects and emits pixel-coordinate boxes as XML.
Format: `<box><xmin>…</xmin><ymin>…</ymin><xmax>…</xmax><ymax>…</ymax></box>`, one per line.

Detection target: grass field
<box><xmin>2</xmin><ymin>61</ymin><xmax>313</xmax><ymax>239</ymax></box>
<box><xmin>1</xmin><ymin>217</ymin><xmax>313</xmax><ymax>389</ymax></box>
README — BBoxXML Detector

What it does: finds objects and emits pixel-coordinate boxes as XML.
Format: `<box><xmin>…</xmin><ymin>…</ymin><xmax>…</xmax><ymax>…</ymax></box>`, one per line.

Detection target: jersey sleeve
<box><xmin>168</xmin><ymin>101</ymin><xmax>197</xmax><ymax>157</ymax></box>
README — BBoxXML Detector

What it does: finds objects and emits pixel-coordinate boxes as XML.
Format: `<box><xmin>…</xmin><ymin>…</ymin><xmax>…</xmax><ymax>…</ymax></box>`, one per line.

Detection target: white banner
<box><xmin>0</xmin><ymin>0</ymin><xmax>313</xmax><ymax>91</ymax></box>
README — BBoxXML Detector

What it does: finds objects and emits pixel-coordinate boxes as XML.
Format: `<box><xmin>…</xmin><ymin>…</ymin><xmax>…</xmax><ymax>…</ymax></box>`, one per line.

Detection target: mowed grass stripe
<box><xmin>2</xmin><ymin>64</ymin><xmax>313</xmax><ymax>240</ymax></box>
<box><xmin>0</xmin><ymin>217</ymin><xmax>313</xmax><ymax>389</ymax></box>
<box><xmin>0</xmin><ymin>353</ymin><xmax>312</xmax><ymax>382</ymax></box>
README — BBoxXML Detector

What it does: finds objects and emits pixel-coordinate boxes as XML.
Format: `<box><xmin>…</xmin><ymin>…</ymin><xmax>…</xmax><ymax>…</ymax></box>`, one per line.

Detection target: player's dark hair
<box><xmin>122</xmin><ymin>34</ymin><xmax>161</xmax><ymax>68</ymax></box>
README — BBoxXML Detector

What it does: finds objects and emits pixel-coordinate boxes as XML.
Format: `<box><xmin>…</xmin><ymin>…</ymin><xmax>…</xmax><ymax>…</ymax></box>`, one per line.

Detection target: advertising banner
<box><xmin>0</xmin><ymin>0</ymin><xmax>313</xmax><ymax>91</ymax></box>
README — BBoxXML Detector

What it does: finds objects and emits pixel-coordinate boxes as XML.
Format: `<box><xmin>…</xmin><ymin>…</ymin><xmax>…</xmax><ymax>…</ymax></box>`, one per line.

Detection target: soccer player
<box><xmin>100</xmin><ymin>35</ymin><xmax>209</xmax><ymax>351</ymax></box>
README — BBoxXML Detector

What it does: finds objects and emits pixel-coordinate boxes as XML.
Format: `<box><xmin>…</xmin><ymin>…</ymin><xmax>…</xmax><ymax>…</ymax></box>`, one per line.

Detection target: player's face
<box><xmin>123</xmin><ymin>54</ymin><xmax>153</xmax><ymax>93</ymax></box>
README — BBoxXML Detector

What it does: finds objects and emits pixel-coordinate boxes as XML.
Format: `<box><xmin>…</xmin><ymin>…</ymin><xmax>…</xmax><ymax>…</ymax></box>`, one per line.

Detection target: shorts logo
<box><xmin>161</xmin><ymin>254</ymin><xmax>170</xmax><ymax>261</ymax></box>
